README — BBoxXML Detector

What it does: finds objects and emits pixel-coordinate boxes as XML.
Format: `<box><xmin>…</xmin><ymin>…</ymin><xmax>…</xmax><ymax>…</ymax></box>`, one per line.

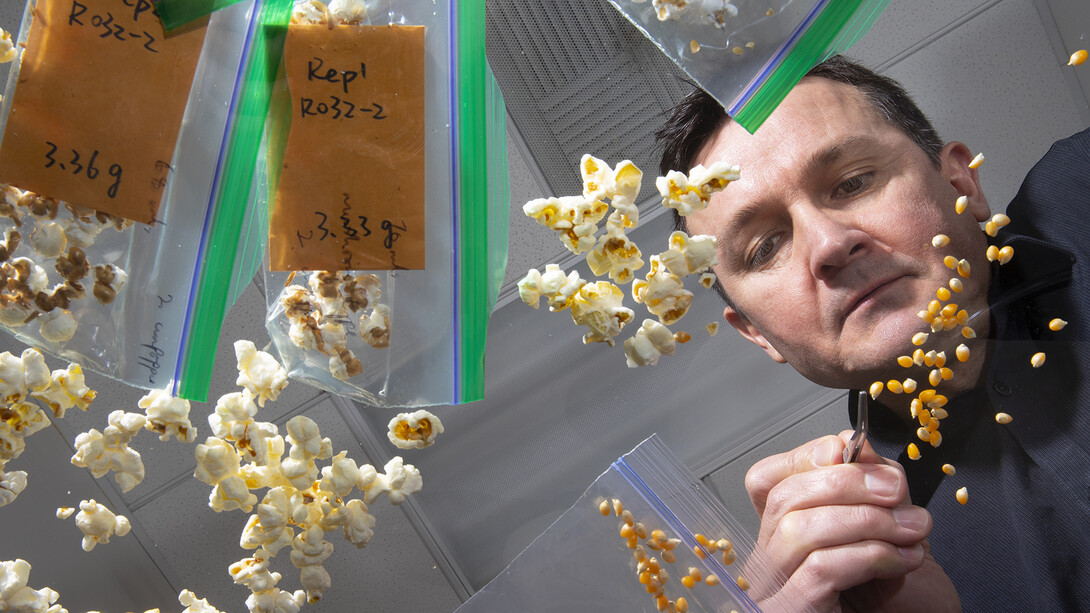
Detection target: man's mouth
<box><xmin>843</xmin><ymin>275</ymin><xmax>905</xmax><ymax>323</ymax></box>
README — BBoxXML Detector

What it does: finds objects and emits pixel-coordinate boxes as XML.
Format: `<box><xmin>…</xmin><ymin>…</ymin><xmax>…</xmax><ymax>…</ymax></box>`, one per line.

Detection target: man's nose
<box><xmin>800</xmin><ymin>208</ymin><xmax>871</xmax><ymax>281</ymax></box>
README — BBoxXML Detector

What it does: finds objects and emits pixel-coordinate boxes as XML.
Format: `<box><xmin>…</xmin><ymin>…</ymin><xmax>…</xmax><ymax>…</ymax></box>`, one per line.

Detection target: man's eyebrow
<box><xmin>802</xmin><ymin>135</ymin><xmax>882</xmax><ymax>177</ymax></box>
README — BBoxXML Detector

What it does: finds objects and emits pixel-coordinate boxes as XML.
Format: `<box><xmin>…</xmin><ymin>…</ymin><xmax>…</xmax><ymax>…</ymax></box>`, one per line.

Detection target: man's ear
<box><xmin>941</xmin><ymin>141</ymin><xmax>990</xmax><ymax>222</ymax></box>
<box><xmin>724</xmin><ymin>306</ymin><xmax>786</xmax><ymax>363</ymax></box>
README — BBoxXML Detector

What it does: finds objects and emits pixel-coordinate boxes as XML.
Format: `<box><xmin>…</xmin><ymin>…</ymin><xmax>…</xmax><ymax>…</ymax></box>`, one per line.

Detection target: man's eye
<box><xmin>834</xmin><ymin>173</ymin><xmax>872</xmax><ymax>197</ymax></box>
<box><xmin>748</xmin><ymin>234</ymin><xmax>780</xmax><ymax>269</ymax></box>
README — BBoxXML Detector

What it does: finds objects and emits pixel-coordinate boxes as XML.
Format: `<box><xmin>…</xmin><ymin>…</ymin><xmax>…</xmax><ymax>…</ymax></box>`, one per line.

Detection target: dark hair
<box><xmin>655</xmin><ymin>56</ymin><xmax>943</xmax><ymax>308</ymax></box>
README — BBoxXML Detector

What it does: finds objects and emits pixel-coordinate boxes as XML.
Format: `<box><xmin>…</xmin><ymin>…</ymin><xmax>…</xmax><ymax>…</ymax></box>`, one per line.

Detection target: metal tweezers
<box><xmin>843</xmin><ymin>390</ymin><xmax>869</xmax><ymax>464</ymax></box>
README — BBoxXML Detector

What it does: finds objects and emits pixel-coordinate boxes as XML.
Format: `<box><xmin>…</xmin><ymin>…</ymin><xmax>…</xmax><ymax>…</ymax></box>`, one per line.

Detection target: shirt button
<box><xmin>993</xmin><ymin>381</ymin><xmax>1012</xmax><ymax>396</ymax></box>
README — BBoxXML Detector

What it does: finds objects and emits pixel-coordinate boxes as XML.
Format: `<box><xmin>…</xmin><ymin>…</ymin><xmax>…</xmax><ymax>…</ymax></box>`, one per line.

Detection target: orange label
<box><xmin>0</xmin><ymin>0</ymin><xmax>207</xmax><ymax>224</ymax></box>
<box><xmin>269</xmin><ymin>24</ymin><xmax>426</xmax><ymax>272</ymax></box>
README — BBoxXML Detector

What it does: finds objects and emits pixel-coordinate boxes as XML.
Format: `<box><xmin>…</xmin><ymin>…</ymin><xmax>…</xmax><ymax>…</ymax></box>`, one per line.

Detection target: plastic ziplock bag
<box><xmin>605</xmin><ymin>0</ymin><xmax>888</xmax><ymax>133</ymax></box>
<box><xmin>261</xmin><ymin>0</ymin><xmax>509</xmax><ymax>408</ymax></box>
<box><xmin>0</xmin><ymin>0</ymin><xmax>291</xmax><ymax>401</ymax></box>
<box><xmin>456</xmin><ymin>434</ymin><xmax>816</xmax><ymax>613</ymax></box>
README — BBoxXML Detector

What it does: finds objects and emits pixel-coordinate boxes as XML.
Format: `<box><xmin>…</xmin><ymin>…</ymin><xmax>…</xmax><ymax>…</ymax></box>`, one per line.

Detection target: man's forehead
<box><xmin>697</xmin><ymin>78</ymin><xmax>884</xmax><ymax>167</ymax></box>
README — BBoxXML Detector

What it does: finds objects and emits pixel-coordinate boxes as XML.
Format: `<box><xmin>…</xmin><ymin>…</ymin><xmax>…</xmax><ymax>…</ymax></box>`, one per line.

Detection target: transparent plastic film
<box><xmin>155</xmin><ymin>0</ymin><xmax>249</xmax><ymax>31</ymax></box>
<box><xmin>0</xmin><ymin>0</ymin><xmax>266</xmax><ymax>400</ymax></box>
<box><xmin>605</xmin><ymin>0</ymin><xmax>888</xmax><ymax>133</ymax></box>
<box><xmin>263</xmin><ymin>0</ymin><xmax>506</xmax><ymax>407</ymax></box>
<box><xmin>456</xmin><ymin>434</ymin><xmax>815</xmax><ymax>613</ymax></box>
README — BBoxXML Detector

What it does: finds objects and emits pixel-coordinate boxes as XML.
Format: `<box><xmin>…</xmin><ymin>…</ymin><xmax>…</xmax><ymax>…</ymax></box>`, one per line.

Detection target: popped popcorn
<box><xmin>0</xmin><ymin>470</ymin><xmax>27</xmax><ymax>506</ymax></box>
<box><xmin>55</xmin><ymin>506</ymin><xmax>74</xmax><ymax>519</ymax></box>
<box><xmin>657</xmin><ymin>162</ymin><xmax>740</xmax><ymax>216</ymax></box>
<box><xmin>361</xmin><ymin>456</ymin><xmax>423</xmax><ymax>505</ymax></box>
<box><xmin>658</xmin><ymin>231</ymin><xmax>717</xmax><ymax>277</ymax></box>
<box><xmin>91</xmin><ymin>264</ymin><xmax>126</xmax><ymax>305</ymax></box>
<box><xmin>195</xmin><ymin>436</ymin><xmax>258</xmax><ymax>513</ymax></box>
<box><xmin>569</xmin><ymin>280</ymin><xmax>636</xmax><ymax>346</ymax></box>
<box><xmin>632</xmin><ymin>256</ymin><xmax>693</xmax><ymax>325</ymax></box>
<box><xmin>36</xmin><ymin>308</ymin><xmax>77</xmax><ymax>343</ymax></box>
<box><xmin>32</xmin><ymin>363</ymin><xmax>95</xmax><ymax>418</ymax></box>
<box><xmin>0</xmin><ymin>559</ymin><xmax>64</xmax><ymax>613</ymax></box>
<box><xmin>73</xmin><ymin>498</ymin><xmax>131</xmax><ymax>551</ymax></box>
<box><xmin>70</xmin><ymin>410</ymin><xmax>146</xmax><ymax>492</ymax></box>
<box><xmin>234</xmin><ymin>340</ymin><xmax>289</xmax><ymax>406</ymax></box>
<box><xmin>523</xmin><ymin>195</ymin><xmax>605</xmax><ymax>255</ymax></box>
<box><xmin>290</xmin><ymin>525</ymin><xmax>334</xmax><ymax>603</ymax></box>
<box><xmin>585</xmin><ymin>215</ymin><xmax>644</xmax><ymax>284</ymax></box>
<box><xmin>28</xmin><ymin>222</ymin><xmax>66</xmax><ymax>259</ymax></box>
<box><xmin>518</xmin><ymin>264</ymin><xmax>586</xmax><ymax>311</ymax></box>
<box><xmin>387</xmin><ymin>409</ymin><xmax>444</xmax><ymax>450</ymax></box>
<box><xmin>623</xmin><ymin>319</ymin><xmax>677</xmax><ymax>367</ymax></box>
<box><xmin>0</xmin><ymin>28</ymin><xmax>15</xmax><ymax>64</ymax></box>
<box><xmin>179</xmin><ymin>590</ymin><xmax>226</xmax><ymax>613</ymax></box>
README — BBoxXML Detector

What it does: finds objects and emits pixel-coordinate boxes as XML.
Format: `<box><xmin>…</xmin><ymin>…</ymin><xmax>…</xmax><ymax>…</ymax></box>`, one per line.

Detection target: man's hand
<box><xmin>744</xmin><ymin>432</ymin><xmax>960</xmax><ymax>613</ymax></box>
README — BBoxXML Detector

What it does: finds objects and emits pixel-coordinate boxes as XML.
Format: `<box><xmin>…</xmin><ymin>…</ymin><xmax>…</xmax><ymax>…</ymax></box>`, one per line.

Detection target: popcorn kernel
<box><xmin>955</xmin><ymin>195</ymin><xmax>969</xmax><ymax>214</ymax></box>
<box><xmin>887</xmin><ymin>379</ymin><xmax>903</xmax><ymax>394</ymax></box>
<box><xmin>903</xmin><ymin>378</ymin><xmax>918</xmax><ymax>394</ymax></box>
<box><xmin>1069</xmin><ymin>49</ymin><xmax>1087</xmax><ymax>66</ymax></box>
<box><xmin>949</xmin><ymin>278</ymin><xmax>964</xmax><ymax>293</ymax></box>
<box><xmin>942</xmin><ymin>464</ymin><xmax>956</xmax><ymax>476</ymax></box>
<box><xmin>931</xmin><ymin>234</ymin><xmax>949</xmax><ymax>248</ymax></box>
<box><xmin>956</xmin><ymin>487</ymin><xmax>968</xmax><ymax>505</ymax></box>
<box><xmin>705</xmin><ymin>575</ymin><xmax>720</xmax><ymax>586</ymax></box>
<box><xmin>986</xmin><ymin>245</ymin><xmax>999</xmax><ymax>262</ymax></box>
<box><xmin>1049</xmin><ymin>318</ymin><xmax>1067</xmax><ymax>331</ymax></box>
<box><xmin>897</xmin><ymin>355</ymin><xmax>913</xmax><ymax>368</ymax></box>
<box><xmin>907</xmin><ymin>443</ymin><xmax>921</xmax><ymax>460</ymax></box>
<box><xmin>995</xmin><ymin>412</ymin><xmax>1012</xmax><ymax>424</ymax></box>
<box><xmin>912</xmin><ymin>332</ymin><xmax>928</xmax><ymax>346</ymax></box>
<box><xmin>969</xmin><ymin>153</ymin><xmax>984</xmax><ymax>169</ymax></box>
<box><xmin>1031</xmin><ymin>352</ymin><xmax>1046</xmax><ymax>368</ymax></box>
<box><xmin>998</xmin><ymin>246</ymin><xmax>1014</xmax><ymax>265</ymax></box>
<box><xmin>937</xmin><ymin>287</ymin><xmax>951</xmax><ymax>301</ymax></box>
<box><xmin>869</xmin><ymin>381</ymin><xmax>884</xmax><ymax>399</ymax></box>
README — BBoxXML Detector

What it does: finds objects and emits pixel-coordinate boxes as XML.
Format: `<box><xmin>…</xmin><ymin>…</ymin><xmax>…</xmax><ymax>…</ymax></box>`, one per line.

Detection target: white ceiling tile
<box><xmin>883</xmin><ymin>0</ymin><xmax>1086</xmax><ymax>211</ymax></box>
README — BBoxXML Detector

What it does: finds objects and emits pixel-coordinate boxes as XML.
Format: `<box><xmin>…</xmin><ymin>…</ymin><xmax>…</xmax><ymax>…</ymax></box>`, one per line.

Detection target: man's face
<box><xmin>688</xmin><ymin>78</ymin><xmax>992</xmax><ymax>390</ymax></box>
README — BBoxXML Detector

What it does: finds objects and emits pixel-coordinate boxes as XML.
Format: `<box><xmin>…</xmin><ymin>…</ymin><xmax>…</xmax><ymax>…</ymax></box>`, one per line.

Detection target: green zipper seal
<box><xmin>178</xmin><ymin>0</ymin><xmax>293</xmax><ymax>401</ymax></box>
<box><xmin>156</xmin><ymin>0</ymin><xmax>247</xmax><ymax>32</ymax></box>
<box><xmin>456</xmin><ymin>0</ymin><xmax>488</xmax><ymax>403</ymax></box>
<box><xmin>733</xmin><ymin>0</ymin><xmax>886</xmax><ymax>132</ymax></box>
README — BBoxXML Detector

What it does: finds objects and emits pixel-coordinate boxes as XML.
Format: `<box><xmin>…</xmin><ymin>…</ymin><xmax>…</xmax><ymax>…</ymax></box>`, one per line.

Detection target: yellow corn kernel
<box><xmin>928</xmin><ymin>300</ymin><xmax>941</xmax><ymax>314</ymax></box>
<box><xmin>956</xmin><ymin>309</ymin><xmax>969</xmax><ymax>324</ymax></box>
<box><xmin>651</xmin><ymin>529</ymin><xmax>666</xmax><ymax>542</ymax></box>
<box><xmin>929</xmin><ymin>430</ymin><xmax>942</xmax><ymax>447</ymax></box>
<box><xmin>926</xmin><ymin>417</ymin><xmax>941</xmax><ymax>432</ymax></box>
<box><xmin>628</xmin><ymin>535</ymin><xmax>639</xmax><ymax>548</ymax></box>
<box><xmin>919</xmin><ymin>411</ymin><xmax>930</xmax><ymax>427</ymax></box>
<box><xmin>674</xmin><ymin>331</ymin><xmax>691</xmax><ymax>343</ymax></box>
<box><xmin>599</xmin><ymin>500</ymin><xmax>610</xmax><ymax>516</ymax></box>
<box><xmin>912</xmin><ymin>332</ymin><xmax>929</xmax><ymax>346</ymax></box>
<box><xmin>949</xmin><ymin>278</ymin><xmax>964</xmax><ymax>293</ymax></box>
<box><xmin>694</xmin><ymin>533</ymin><xmax>709</xmax><ymax>547</ymax></box>
<box><xmin>613</xmin><ymin>499</ymin><xmax>623</xmax><ymax>515</ymax></box>
<box><xmin>932</xmin><ymin>408</ymin><xmax>949</xmax><ymax>420</ymax></box>
<box><xmin>897</xmin><ymin>355</ymin><xmax>914</xmax><ymax>368</ymax></box>
<box><xmin>984</xmin><ymin>221</ymin><xmax>998</xmax><ymax>237</ymax></box>
<box><xmin>688</xmin><ymin>567</ymin><xmax>703</xmax><ymax>582</ymax></box>
<box><xmin>621</xmin><ymin>510</ymin><xmax>634</xmax><ymax>526</ymax></box>
<box><xmin>940</xmin><ymin>367</ymin><xmax>953</xmax><ymax>381</ymax></box>
<box><xmin>941</xmin><ymin>303</ymin><xmax>959</xmax><ymax>319</ymax></box>
<box><xmin>638</xmin><ymin>560</ymin><xmax>650</xmax><ymax>573</ymax></box>
<box><xmin>986</xmin><ymin>245</ymin><xmax>999</xmax><ymax>261</ymax></box>
<box><xmin>1049</xmin><ymin>318</ymin><xmax>1067</xmax><ymax>331</ymax></box>
<box><xmin>636</xmin><ymin>523</ymin><xmax>649</xmax><ymax>539</ymax></box>
<box><xmin>957</xmin><ymin>259</ymin><xmax>971</xmax><ymax>278</ymax></box>
<box><xmin>956</xmin><ymin>344</ymin><xmax>970</xmax><ymax>362</ymax></box>
<box><xmin>992</xmin><ymin>213</ymin><xmax>1010</xmax><ymax>227</ymax></box>
<box><xmin>907</xmin><ymin>443</ymin><xmax>921</xmax><ymax>460</ymax></box>
<box><xmin>645</xmin><ymin>582</ymin><xmax>658</xmax><ymax>594</ymax></box>
<box><xmin>998</xmin><ymin>246</ymin><xmax>1014</xmax><ymax>265</ymax></box>
<box><xmin>657</xmin><ymin>595</ymin><xmax>668</xmax><ymax>611</ymax></box>
<box><xmin>917</xmin><ymin>427</ymin><xmax>930</xmax><ymax>441</ymax></box>
<box><xmin>887</xmin><ymin>379</ymin><xmax>904</xmax><ymax>394</ymax></box>
<box><xmin>646</xmin><ymin>539</ymin><xmax>663</xmax><ymax>551</ymax></box>
<box><xmin>677</xmin><ymin>597</ymin><xmax>689</xmax><ymax>613</ymax></box>
<box><xmin>969</xmin><ymin>153</ymin><xmax>984</xmax><ymax>169</ymax></box>
<box><xmin>722</xmin><ymin>549</ymin><xmax>737</xmax><ymax>565</ymax></box>
<box><xmin>1070</xmin><ymin>49</ymin><xmax>1088</xmax><ymax>66</ymax></box>
<box><xmin>956</xmin><ymin>487</ymin><xmax>968</xmax><ymax>505</ymax></box>
<box><xmin>717</xmin><ymin>539</ymin><xmax>731</xmax><ymax>552</ymax></box>
<box><xmin>1031</xmin><ymin>352</ymin><xmax>1046</xmax><ymax>368</ymax></box>
<box><xmin>658</xmin><ymin>569</ymin><xmax>670</xmax><ymax>583</ymax></box>
<box><xmin>919</xmin><ymin>389</ymin><xmax>937</xmax><ymax>403</ymax></box>
<box><xmin>935</xmin><ymin>351</ymin><xmax>947</xmax><ymax>368</ymax></box>
<box><xmin>919</xmin><ymin>309</ymin><xmax>935</xmax><ymax>324</ymax></box>
<box><xmin>693</xmin><ymin>546</ymin><xmax>705</xmax><ymax>559</ymax></box>
<box><xmin>705</xmin><ymin>575</ymin><xmax>720</xmax><ymax>586</ymax></box>
<box><xmin>869</xmin><ymin>381</ymin><xmax>884</xmax><ymax>399</ymax></box>
<box><xmin>929</xmin><ymin>369</ymin><xmax>942</xmax><ymax>387</ymax></box>
<box><xmin>942</xmin><ymin>463</ymin><xmax>956</xmax><ymax>476</ymax></box>
<box><xmin>955</xmin><ymin>195</ymin><xmax>968</xmax><ymax>214</ymax></box>
<box><xmin>649</xmin><ymin>558</ymin><xmax>661</xmax><ymax>573</ymax></box>
<box><xmin>690</xmin><ymin>39</ymin><xmax>700</xmax><ymax>54</ymax></box>
<box><xmin>662</xmin><ymin>549</ymin><xmax>675</xmax><ymax>564</ymax></box>
<box><xmin>706</xmin><ymin>539</ymin><xmax>719</xmax><ymax>553</ymax></box>
<box><xmin>903</xmin><ymin>378</ymin><xmax>918</xmax><ymax>394</ymax></box>
<box><xmin>621</xmin><ymin>524</ymin><xmax>634</xmax><ymax>538</ymax></box>
<box><xmin>910</xmin><ymin>398</ymin><xmax>923</xmax><ymax>417</ymax></box>
<box><xmin>932</xmin><ymin>234</ymin><xmax>950</xmax><ymax>248</ymax></box>
<box><xmin>943</xmin><ymin>255</ymin><xmax>958</xmax><ymax>269</ymax></box>
<box><xmin>681</xmin><ymin>575</ymin><xmax>696</xmax><ymax>589</ymax></box>
<box><xmin>737</xmin><ymin>576</ymin><xmax>750</xmax><ymax>591</ymax></box>
<box><xmin>930</xmin><ymin>317</ymin><xmax>945</xmax><ymax>333</ymax></box>
<box><xmin>640</xmin><ymin>570</ymin><xmax>652</xmax><ymax>584</ymax></box>
<box><xmin>913</xmin><ymin>348</ymin><xmax>925</xmax><ymax>365</ymax></box>
<box><xmin>995</xmin><ymin>412</ymin><xmax>1012</xmax><ymax>424</ymax></box>
<box><xmin>635</xmin><ymin>545</ymin><xmax>647</xmax><ymax>562</ymax></box>
<box><xmin>937</xmin><ymin>287</ymin><xmax>952</xmax><ymax>301</ymax></box>
<box><xmin>663</xmin><ymin>538</ymin><xmax>680</xmax><ymax>551</ymax></box>
<box><xmin>928</xmin><ymin>394</ymin><xmax>948</xmax><ymax>409</ymax></box>
<box><xmin>962</xmin><ymin>326</ymin><xmax>977</xmax><ymax>339</ymax></box>
<box><xmin>923</xmin><ymin>350</ymin><xmax>936</xmax><ymax>367</ymax></box>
